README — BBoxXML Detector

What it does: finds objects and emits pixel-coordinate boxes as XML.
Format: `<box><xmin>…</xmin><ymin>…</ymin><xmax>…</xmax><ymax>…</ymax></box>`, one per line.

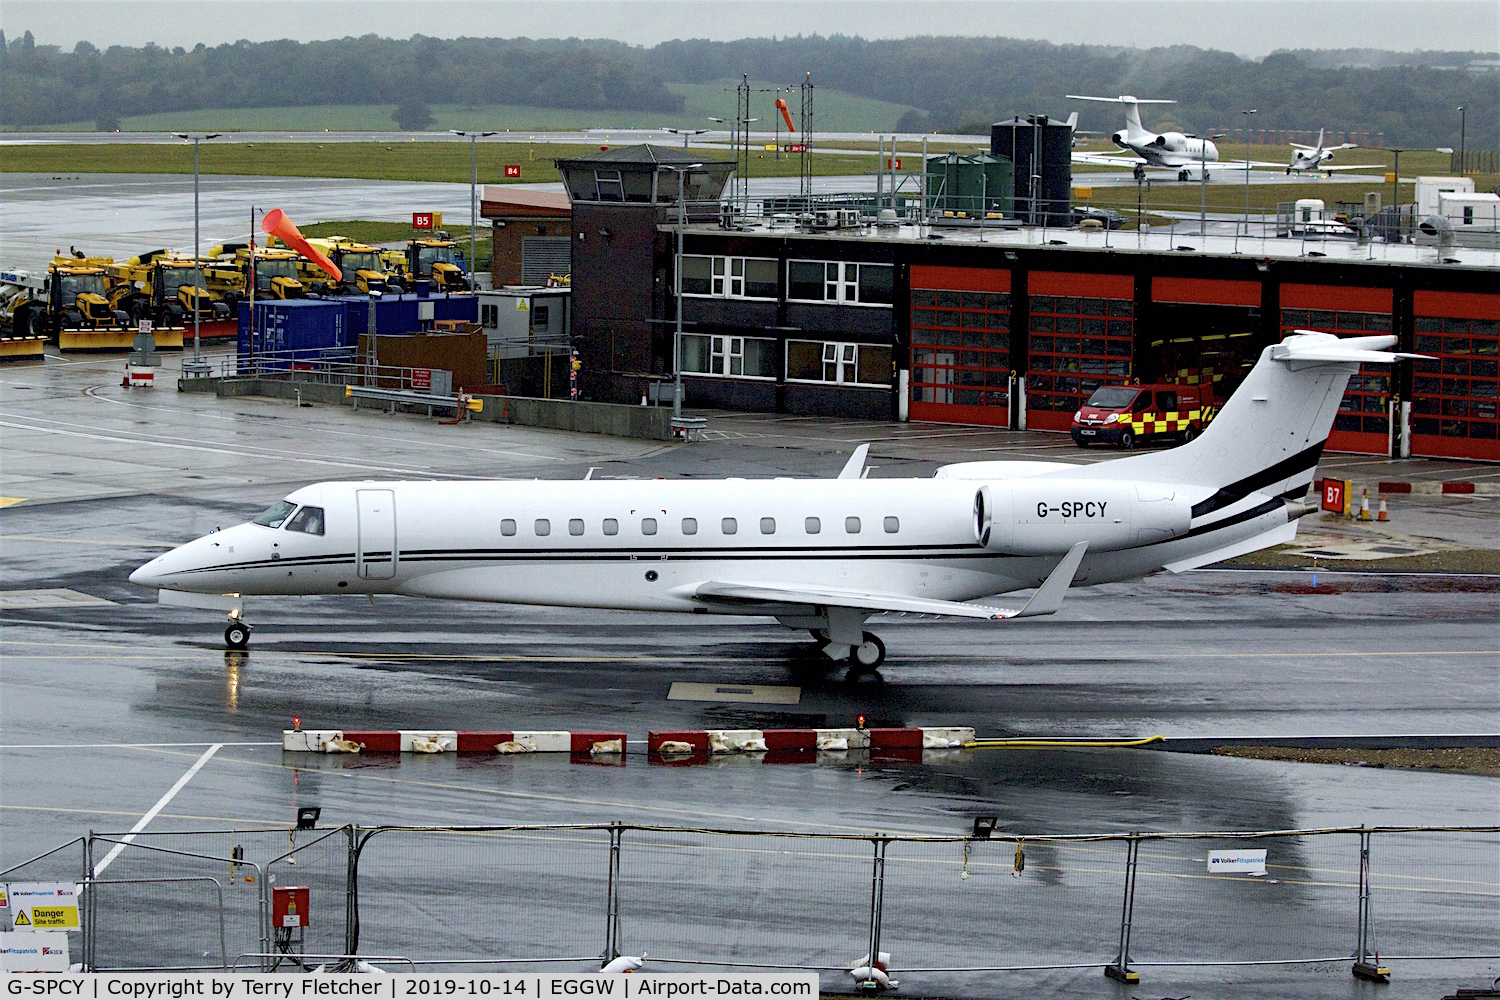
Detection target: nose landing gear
<box><xmin>224</xmin><ymin>618</ymin><xmax>251</xmax><ymax>650</ymax></box>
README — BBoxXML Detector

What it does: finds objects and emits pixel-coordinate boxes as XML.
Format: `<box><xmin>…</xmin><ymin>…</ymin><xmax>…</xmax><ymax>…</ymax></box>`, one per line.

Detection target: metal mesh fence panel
<box><xmin>0</xmin><ymin>838</ymin><xmax>87</xmax><ymax>890</ymax></box>
<box><xmin>613</xmin><ymin>829</ymin><xmax>873</xmax><ymax>972</ymax></box>
<box><xmin>1367</xmin><ymin>829</ymin><xmax>1500</xmax><ymax>960</ymax></box>
<box><xmin>881</xmin><ymin>836</ymin><xmax>1127</xmax><ymax>974</ymax></box>
<box><xmin>88</xmin><ymin>876</ymin><xmax>229</xmax><ymax>970</ymax></box>
<box><xmin>352</xmin><ymin>826</ymin><xmax>612</xmax><ymax>968</ymax></box>
<box><xmin>1128</xmin><ymin>832</ymin><xmax>1360</xmax><ymax>965</ymax></box>
<box><xmin>266</xmin><ymin>827</ymin><xmax>352</xmax><ymax>968</ymax></box>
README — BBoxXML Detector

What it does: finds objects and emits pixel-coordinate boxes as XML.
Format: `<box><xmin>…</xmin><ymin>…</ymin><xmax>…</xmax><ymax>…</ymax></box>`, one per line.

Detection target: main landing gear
<box><xmin>809</xmin><ymin>629</ymin><xmax>887</xmax><ymax>669</ymax></box>
<box><xmin>224</xmin><ymin>617</ymin><xmax>251</xmax><ymax>650</ymax></box>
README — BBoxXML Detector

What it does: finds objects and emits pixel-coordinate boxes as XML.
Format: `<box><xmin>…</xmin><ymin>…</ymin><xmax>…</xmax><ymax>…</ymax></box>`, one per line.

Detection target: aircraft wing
<box><xmin>1300</xmin><ymin>163</ymin><xmax>1384</xmax><ymax>173</ymax></box>
<box><xmin>693</xmin><ymin>542</ymin><xmax>1088</xmax><ymax>621</ymax></box>
<box><xmin>1072</xmin><ymin>151</ymin><xmax>1145</xmax><ymax>168</ymax></box>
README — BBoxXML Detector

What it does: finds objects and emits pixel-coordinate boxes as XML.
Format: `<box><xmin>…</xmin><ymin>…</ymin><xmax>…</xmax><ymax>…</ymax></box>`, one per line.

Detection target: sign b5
<box><xmin>413</xmin><ymin>212</ymin><xmax>434</xmax><ymax>229</ymax></box>
<box><xmin>504</xmin><ymin>165</ymin><xmax>522</xmax><ymax>178</ymax></box>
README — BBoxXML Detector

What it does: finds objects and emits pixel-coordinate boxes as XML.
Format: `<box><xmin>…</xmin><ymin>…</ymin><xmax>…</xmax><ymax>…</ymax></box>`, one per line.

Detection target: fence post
<box><xmin>84</xmin><ymin>833</ymin><xmax>95</xmax><ymax>972</ymax></box>
<box><xmin>1105</xmin><ymin>835</ymin><xmax>1140</xmax><ymax>983</ymax></box>
<box><xmin>1352</xmin><ymin>827</ymin><xmax>1390</xmax><ymax>982</ymax></box>
<box><xmin>602</xmin><ymin>823</ymin><xmax>623</xmax><ymax>966</ymax></box>
<box><xmin>344</xmin><ymin>826</ymin><xmax>358</xmax><ymax>960</ymax></box>
<box><xmin>856</xmin><ymin>836</ymin><xmax>888</xmax><ymax>990</ymax></box>
<box><xmin>259</xmin><ymin>864</ymin><xmax>271</xmax><ymax>972</ymax></box>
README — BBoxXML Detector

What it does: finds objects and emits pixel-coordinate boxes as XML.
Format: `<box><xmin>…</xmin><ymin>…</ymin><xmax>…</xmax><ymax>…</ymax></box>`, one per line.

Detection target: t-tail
<box><xmin>1055</xmin><ymin>332</ymin><xmax>1422</xmax><ymax>509</ymax></box>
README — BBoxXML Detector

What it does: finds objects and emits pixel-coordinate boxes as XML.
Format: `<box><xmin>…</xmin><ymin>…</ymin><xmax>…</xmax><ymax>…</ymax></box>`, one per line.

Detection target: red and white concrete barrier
<box><xmin>647</xmin><ymin>727</ymin><xmax>974</xmax><ymax>755</ymax></box>
<box><xmin>282</xmin><ymin>729</ymin><xmax>625</xmax><ymax>754</ymax></box>
<box><xmin>1377</xmin><ymin>480</ymin><xmax>1497</xmax><ymax>495</ymax></box>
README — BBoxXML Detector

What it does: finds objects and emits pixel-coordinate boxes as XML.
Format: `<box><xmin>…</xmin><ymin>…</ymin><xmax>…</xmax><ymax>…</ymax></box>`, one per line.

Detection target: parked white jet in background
<box><xmin>1285</xmin><ymin>128</ymin><xmax>1370</xmax><ymax>176</ymax></box>
<box><xmin>1067</xmin><ymin>95</ymin><xmax>1223</xmax><ymax>181</ymax></box>
<box><xmin>132</xmin><ymin>333</ymin><xmax>1417</xmax><ymax>670</ymax></box>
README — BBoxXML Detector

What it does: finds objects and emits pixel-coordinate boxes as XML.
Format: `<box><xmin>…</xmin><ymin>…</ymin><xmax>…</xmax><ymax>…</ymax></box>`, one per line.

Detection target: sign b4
<box><xmin>505</xmin><ymin>165</ymin><xmax>522</xmax><ymax>178</ymax></box>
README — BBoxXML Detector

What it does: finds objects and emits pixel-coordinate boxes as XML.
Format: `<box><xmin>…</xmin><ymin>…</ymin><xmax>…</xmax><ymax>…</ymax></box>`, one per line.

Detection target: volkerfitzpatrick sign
<box><xmin>1207</xmin><ymin>849</ymin><xmax>1268</xmax><ymax>876</ymax></box>
<box><xmin>6</xmin><ymin>882</ymin><xmax>81</xmax><ymax>930</ymax></box>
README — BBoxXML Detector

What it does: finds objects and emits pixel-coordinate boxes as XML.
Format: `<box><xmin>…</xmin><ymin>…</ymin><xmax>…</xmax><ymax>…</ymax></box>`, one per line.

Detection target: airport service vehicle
<box><xmin>200</xmin><ymin>245</ymin><xmax>307</xmax><ymax>305</ymax></box>
<box><xmin>402</xmin><ymin>239</ymin><xmax>472</xmax><ymax>292</ymax></box>
<box><xmin>1071</xmin><ymin>382</ymin><xmax>1217</xmax><ymax>449</ymax></box>
<box><xmin>296</xmin><ymin>238</ymin><xmax>402</xmax><ymax>296</ymax></box>
<box><xmin>1</xmin><ymin>258</ymin><xmax>131</xmax><ymax>338</ymax></box>
<box><xmin>132</xmin><ymin>332</ymin><xmax>1416</xmax><ymax>664</ymax></box>
<box><xmin>113</xmin><ymin>252</ymin><xmax>232</xmax><ymax>327</ymax></box>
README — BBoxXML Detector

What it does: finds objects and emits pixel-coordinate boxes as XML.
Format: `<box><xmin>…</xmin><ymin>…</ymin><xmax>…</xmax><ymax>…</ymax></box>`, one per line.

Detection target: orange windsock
<box><xmin>261</xmin><ymin>208</ymin><xmax>341</xmax><ymax>281</ymax></box>
<box><xmin>775</xmin><ymin>98</ymin><xmax>796</xmax><ymax>132</ymax></box>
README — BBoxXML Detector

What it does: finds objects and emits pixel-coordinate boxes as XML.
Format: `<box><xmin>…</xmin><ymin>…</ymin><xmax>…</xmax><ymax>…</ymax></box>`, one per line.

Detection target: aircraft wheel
<box><xmin>224</xmin><ymin>621</ymin><xmax>251</xmax><ymax>650</ymax></box>
<box><xmin>1178</xmin><ymin>170</ymin><xmax>1189</xmax><ymax>182</ymax></box>
<box><xmin>1182</xmin><ymin>426</ymin><xmax>1197</xmax><ymax>443</ymax></box>
<box><xmin>1119</xmin><ymin>430</ymin><xmax>1135</xmax><ymax>450</ymax></box>
<box><xmin>849</xmin><ymin>632</ymin><xmax>886</xmax><ymax>669</ymax></box>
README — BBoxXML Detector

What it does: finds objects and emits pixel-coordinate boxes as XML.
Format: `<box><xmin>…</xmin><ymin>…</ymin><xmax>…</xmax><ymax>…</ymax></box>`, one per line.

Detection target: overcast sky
<box><xmin>7</xmin><ymin>0</ymin><xmax>1497</xmax><ymax>58</ymax></box>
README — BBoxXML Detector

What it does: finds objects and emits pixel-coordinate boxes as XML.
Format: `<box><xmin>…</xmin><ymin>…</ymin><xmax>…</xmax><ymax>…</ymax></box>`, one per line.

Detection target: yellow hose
<box><xmin>964</xmin><ymin>735</ymin><xmax>1166</xmax><ymax>750</ymax></box>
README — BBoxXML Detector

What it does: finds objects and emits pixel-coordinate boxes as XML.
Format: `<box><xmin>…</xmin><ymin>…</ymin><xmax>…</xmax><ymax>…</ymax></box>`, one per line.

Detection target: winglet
<box><xmin>837</xmin><ymin>444</ymin><xmax>870</xmax><ymax>480</ymax></box>
<box><xmin>1013</xmin><ymin>542</ymin><xmax>1088</xmax><ymax>618</ymax></box>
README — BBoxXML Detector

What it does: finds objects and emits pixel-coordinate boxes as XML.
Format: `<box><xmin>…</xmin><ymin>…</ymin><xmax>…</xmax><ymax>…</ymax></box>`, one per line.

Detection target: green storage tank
<box><xmin>924</xmin><ymin>153</ymin><xmax>1014</xmax><ymax>220</ymax></box>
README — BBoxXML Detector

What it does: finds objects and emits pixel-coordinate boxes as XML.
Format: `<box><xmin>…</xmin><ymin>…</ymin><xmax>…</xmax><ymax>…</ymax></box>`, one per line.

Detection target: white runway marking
<box><xmin>91</xmin><ymin>743</ymin><xmax>223</xmax><ymax>877</ymax></box>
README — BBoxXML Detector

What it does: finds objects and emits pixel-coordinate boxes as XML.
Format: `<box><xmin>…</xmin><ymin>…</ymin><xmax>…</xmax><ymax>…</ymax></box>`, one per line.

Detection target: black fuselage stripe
<box><xmin>1190</xmin><ymin>442</ymin><xmax>1326</xmax><ymax>518</ymax></box>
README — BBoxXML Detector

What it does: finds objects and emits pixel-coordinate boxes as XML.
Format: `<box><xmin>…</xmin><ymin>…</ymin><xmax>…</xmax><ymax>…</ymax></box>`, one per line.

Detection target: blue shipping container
<box><xmin>333</xmin><ymin>292</ymin><xmax>478</xmax><ymax>338</ymax></box>
<box><xmin>237</xmin><ymin>299</ymin><xmax>349</xmax><ymax>365</ymax></box>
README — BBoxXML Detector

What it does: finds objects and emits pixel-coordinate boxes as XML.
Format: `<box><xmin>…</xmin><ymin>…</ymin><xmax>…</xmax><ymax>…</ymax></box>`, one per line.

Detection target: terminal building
<box><xmin>549</xmin><ymin>145</ymin><xmax>1499</xmax><ymax>462</ymax></box>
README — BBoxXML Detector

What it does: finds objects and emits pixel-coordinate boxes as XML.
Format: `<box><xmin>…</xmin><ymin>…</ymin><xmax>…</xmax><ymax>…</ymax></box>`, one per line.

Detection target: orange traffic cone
<box><xmin>1358</xmin><ymin>488</ymin><xmax>1371</xmax><ymax>521</ymax></box>
<box><xmin>1377</xmin><ymin>493</ymin><xmax>1388</xmax><ymax>521</ymax></box>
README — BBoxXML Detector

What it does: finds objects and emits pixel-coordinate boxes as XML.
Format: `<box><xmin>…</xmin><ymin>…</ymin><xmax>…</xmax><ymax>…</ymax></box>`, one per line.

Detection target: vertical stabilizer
<box><xmin>1051</xmin><ymin>334</ymin><xmax>1420</xmax><ymax>501</ymax></box>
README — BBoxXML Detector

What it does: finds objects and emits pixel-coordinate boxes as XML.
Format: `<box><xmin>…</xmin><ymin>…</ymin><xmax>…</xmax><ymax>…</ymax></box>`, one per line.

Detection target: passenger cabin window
<box><xmin>285</xmin><ymin>506</ymin><xmax>325</xmax><ymax>535</ymax></box>
<box><xmin>641</xmin><ymin>518</ymin><xmax>658</xmax><ymax>535</ymax></box>
<box><xmin>722</xmin><ymin>518</ymin><xmax>737</xmax><ymax>535</ymax></box>
<box><xmin>603</xmin><ymin>518</ymin><xmax>619</xmax><ymax>536</ymax></box>
<box><xmin>846</xmin><ymin>516</ymin><xmax>861</xmax><ymax>533</ymax></box>
<box><xmin>501</xmin><ymin>519</ymin><xmax>517</xmax><ymax>536</ymax></box>
<box><xmin>682</xmin><ymin>517</ymin><xmax>698</xmax><ymax>535</ymax></box>
<box><xmin>534</xmin><ymin>519</ymin><xmax>551</xmax><ymax>536</ymax></box>
<box><xmin>253</xmin><ymin>500</ymin><xmax>297</xmax><ymax>528</ymax></box>
<box><xmin>760</xmin><ymin>517</ymin><xmax>776</xmax><ymax>534</ymax></box>
<box><xmin>805</xmin><ymin>517</ymin><xmax>821</xmax><ymax>534</ymax></box>
<box><xmin>569</xmin><ymin>518</ymin><xmax>585</xmax><ymax>536</ymax></box>
<box><xmin>884</xmin><ymin>516</ymin><xmax>900</xmax><ymax>533</ymax></box>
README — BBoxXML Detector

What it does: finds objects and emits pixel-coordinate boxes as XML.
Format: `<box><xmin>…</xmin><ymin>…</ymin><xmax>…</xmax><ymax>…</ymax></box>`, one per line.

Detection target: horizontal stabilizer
<box><xmin>1272</xmin><ymin>332</ymin><xmax>1427</xmax><ymax>368</ymax></box>
<box><xmin>1163</xmin><ymin>520</ymin><xmax>1296</xmax><ymax>573</ymax></box>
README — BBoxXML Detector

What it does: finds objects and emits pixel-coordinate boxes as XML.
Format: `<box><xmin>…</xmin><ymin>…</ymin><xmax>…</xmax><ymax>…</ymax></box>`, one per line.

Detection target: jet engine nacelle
<box><xmin>1112</xmin><ymin>130</ymin><xmax>1129</xmax><ymax>147</ymax></box>
<box><xmin>1158</xmin><ymin>132</ymin><xmax>1187</xmax><ymax>152</ymax></box>
<box><xmin>974</xmin><ymin>480</ymin><xmax>1191</xmax><ymax>554</ymax></box>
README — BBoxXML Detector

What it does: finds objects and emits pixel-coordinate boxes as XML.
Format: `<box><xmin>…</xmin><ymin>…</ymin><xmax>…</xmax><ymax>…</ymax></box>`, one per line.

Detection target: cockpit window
<box><xmin>285</xmin><ymin>505</ymin><xmax>325</xmax><ymax>535</ymax></box>
<box><xmin>252</xmin><ymin>500</ymin><xmax>297</xmax><ymax>528</ymax></box>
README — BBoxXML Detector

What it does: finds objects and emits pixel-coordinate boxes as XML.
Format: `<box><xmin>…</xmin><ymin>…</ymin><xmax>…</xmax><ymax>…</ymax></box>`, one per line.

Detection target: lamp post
<box><xmin>661</xmin><ymin>162</ymin><xmax>702</xmax><ymax>418</ymax></box>
<box><xmin>172</xmin><ymin>132</ymin><xmax>219</xmax><ymax>367</ymax></box>
<box><xmin>664</xmin><ymin>127</ymin><xmax>709</xmax><ymax>150</ymax></box>
<box><xmin>451</xmin><ymin>130</ymin><xmax>496</xmax><ymax>285</ymax></box>
<box><xmin>1239</xmin><ymin>109</ymin><xmax>1256</xmax><ymax>250</ymax></box>
<box><xmin>1387</xmin><ymin>147</ymin><xmax>1409</xmax><ymax>242</ymax></box>
<box><xmin>1457</xmin><ymin>106</ymin><xmax>1466</xmax><ymax>176</ymax></box>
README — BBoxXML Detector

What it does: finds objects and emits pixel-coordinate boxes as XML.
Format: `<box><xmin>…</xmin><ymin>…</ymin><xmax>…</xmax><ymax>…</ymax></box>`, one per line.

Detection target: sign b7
<box><xmin>504</xmin><ymin>165</ymin><xmax>522</xmax><ymax>178</ymax></box>
<box><xmin>1321</xmin><ymin>478</ymin><xmax>1349</xmax><ymax>514</ymax></box>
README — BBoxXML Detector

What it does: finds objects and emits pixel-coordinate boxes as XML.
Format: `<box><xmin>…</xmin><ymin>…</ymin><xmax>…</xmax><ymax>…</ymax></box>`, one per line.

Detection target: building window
<box><xmin>786</xmin><ymin>340</ymin><xmax>892</xmax><ymax>386</ymax></box>
<box><xmin>481</xmin><ymin>304</ymin><xmax>499</xmax><ymax>328</ymax></box>
<box><xmin>641</xmin><ymin>518</ymin><xmax>658</xmax><ymax>535</ymax></box>
<box><xmin>501</xmin><ymin>519</ymin><xmax>516</xmax><ymax>536</ymax></box>
<box><xmin>681</xmin><ymin>255</ymin><xmax>777</xmax><ymax>299</ymax></box>
<box><xmin>910</xmin><ymin>287</ymin><xmax>1012</xmax><ymax>409</ymax></box>
<box><xmin>787</xmin><ymin>260</ymin><xmax>893</xmax><ymax>306</ymax></box>
<box><xmin>1410</xmin><ymin>316</ymin><xmax>1499</xmax><ymax>441</ymax></box>
<box><xmin>1027</xmin><ymin>294</ymin><xmax>1133</xmax><ymax>414</ymax></box>
<box><xmin>805</xmin><ymin>516</ymin><xmax>821</xmax><ymax>534</ymax></box>
<box><xmin>594</xmin><ymin>169</ymin><xmax>624</xmax><ymax>201</ymax></box>
<box><xmin>722</xmin><ymin>517</ymin><xmax>737</xmax><ymax>534</ymax></box>
<box><xmin>760</xmin><ymin>517</ymin><xmax>776</xmax><ymax>534</ymax></box>
<box><xmin>845</xmin><ymin>516</ymin><xmax>861</xmax><ymax>533</ymax></box>
<box><xmin>680</xmin><ymin>334</ymin><xmax>776</xmax><ymax>379</ymax></box>
<box><xmin>1283</xmin><ymin>307</ymin><xmax>1394</xmax><ymax>437</ymax></box>
<box><xmin>534</xmin><ymin>519</ymin><xmax>551</xmax><ymax>536</ymax></box>
<box><xmin>568</xmin><ymin>518</ymin><xmax>584</xmax><ymax>536</ymax></box>
<box><xmin>682</xmin><ymin>517</ymin><xmax>698</xmax><ymax>535</ymax></box>
<box><xmin>603</xmin><ymin>518</ymin><xmax>619</xmax><ymax>536</ymax></box>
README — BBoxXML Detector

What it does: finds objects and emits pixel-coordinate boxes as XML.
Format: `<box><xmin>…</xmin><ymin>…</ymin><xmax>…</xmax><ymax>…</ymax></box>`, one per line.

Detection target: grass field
<box><xmin>9</xmin><ymin>81</ymin><xmax>913</xmax><ymax>135</ymax></box>
<box><xmin>1</xmin><ymin>140</ymin><xmax>872</xmax><ymax>183</ymax></box>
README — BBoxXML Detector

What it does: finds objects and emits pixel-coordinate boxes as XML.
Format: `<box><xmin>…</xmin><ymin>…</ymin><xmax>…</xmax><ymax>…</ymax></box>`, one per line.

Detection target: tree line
<box><xmin>2</xmin><ymin>29</ymin><xmax>1494</xmax><ymax>149</ymax></box>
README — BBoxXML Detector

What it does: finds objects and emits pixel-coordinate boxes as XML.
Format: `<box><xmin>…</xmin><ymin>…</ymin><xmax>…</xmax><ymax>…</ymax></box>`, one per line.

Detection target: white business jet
<box><xmin>1285</xmin><ymin>128</ymin><xmax>1369</xmax><ymax>176</ymax></box>
<box><xmin>1067</xmin><ymin>95</ymin><xmax>1224</xmax><ymax>181</ymax></box>
<box><xmin>132</xmin><ymin>333</ymin><xmax>1414</xmax><ymax>669</ymax></box>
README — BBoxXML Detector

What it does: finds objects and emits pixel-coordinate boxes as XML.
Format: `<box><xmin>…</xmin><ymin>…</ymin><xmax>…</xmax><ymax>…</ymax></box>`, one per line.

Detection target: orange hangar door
<box><xmin>1280</xmin><ymin>284</ymin><xmax>1395</xmax><ymax>456</ymax></box>
<box><xmin>1024</xmin><ymin>271</ymin><xmax>1136</xmax><ymax>432</ymax></box>
<box><xmin>1148</xmin><ymin>276</ymin><xmax>1266</xmax><ymax>401</ymax></box>
<box><xmin>908</xmin><ymin>266</ymin><xmax>1013</xmax><ymax>427</ymax></box>
<box><xmin>1410</xmin><ymin>291</ymin><xmax>1500</xmax><ymax>462</ymax></box>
